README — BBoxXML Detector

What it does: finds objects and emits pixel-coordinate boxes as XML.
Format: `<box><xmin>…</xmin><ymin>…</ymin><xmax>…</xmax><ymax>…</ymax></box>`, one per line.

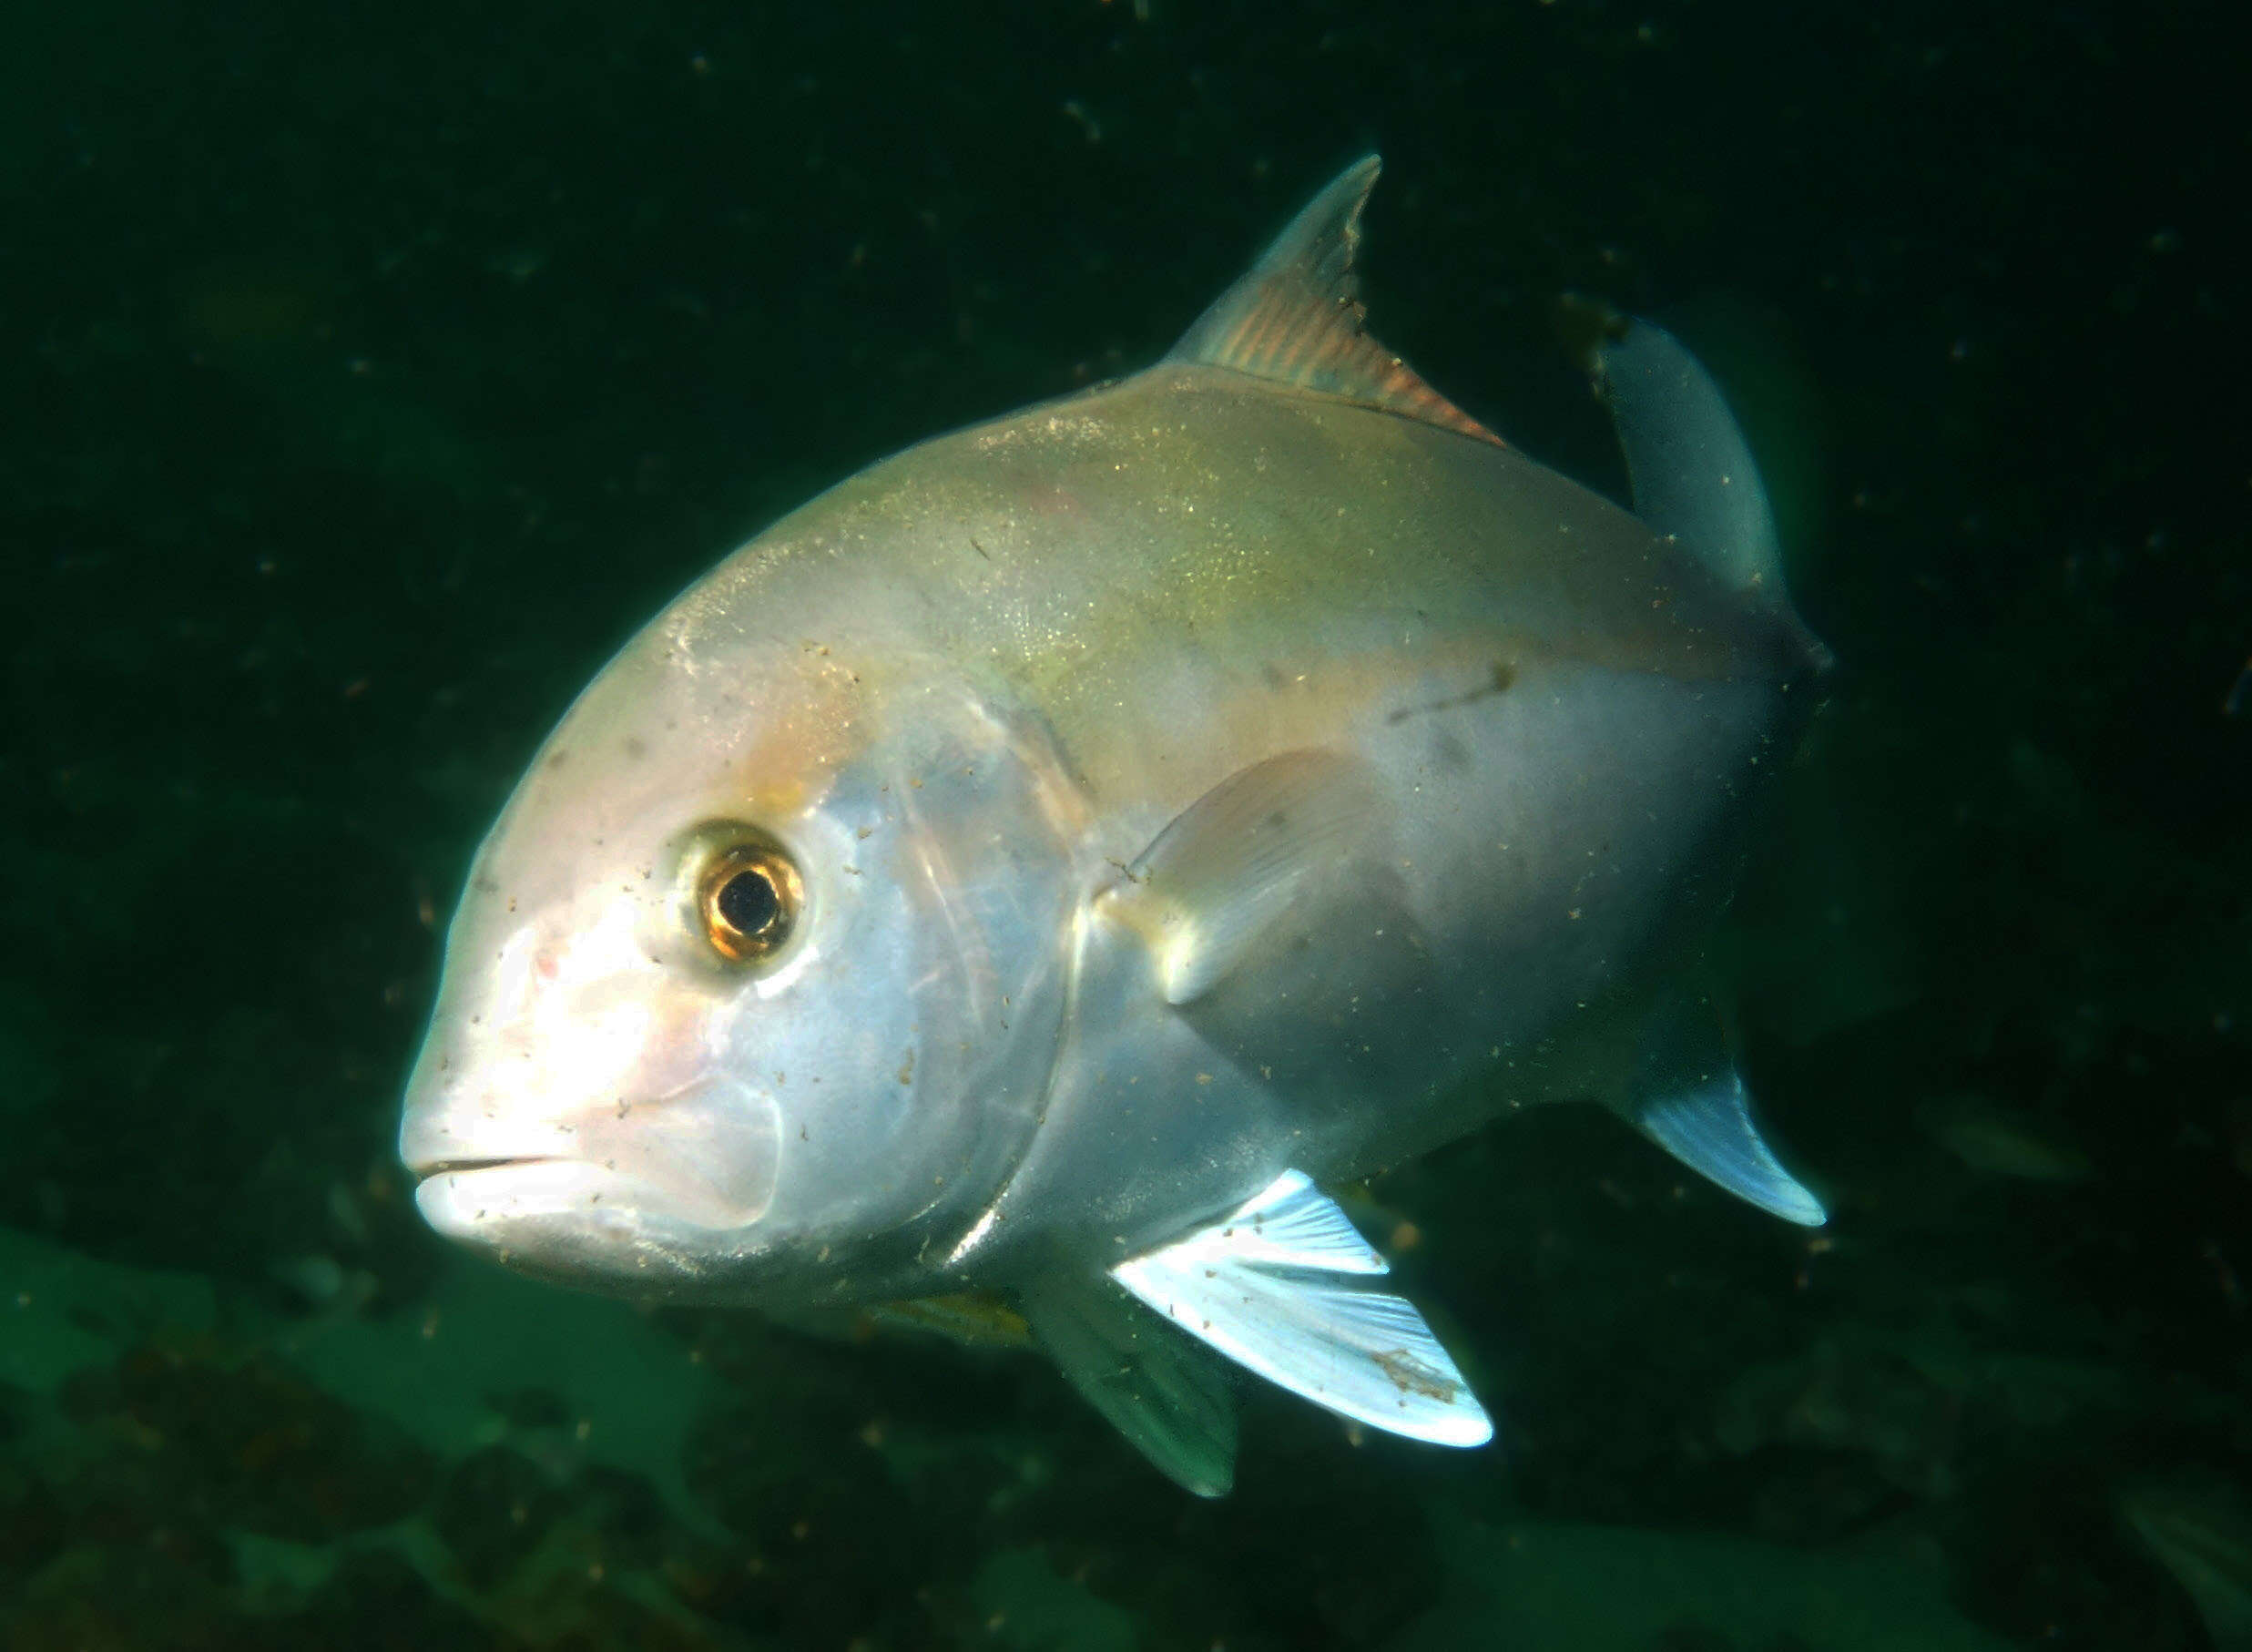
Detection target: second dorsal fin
<box><xmin>1167</xmin><ymin>156</ymin><xmax>1501</xmax><ymax>447</ymax></box>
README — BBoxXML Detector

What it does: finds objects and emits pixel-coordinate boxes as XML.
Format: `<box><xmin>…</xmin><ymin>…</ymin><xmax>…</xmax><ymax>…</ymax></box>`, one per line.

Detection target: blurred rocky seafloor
<box><xmin>4</xmin><ymin>1</ymin><xmax>2247</xmax><ymax>1647</ymax></box>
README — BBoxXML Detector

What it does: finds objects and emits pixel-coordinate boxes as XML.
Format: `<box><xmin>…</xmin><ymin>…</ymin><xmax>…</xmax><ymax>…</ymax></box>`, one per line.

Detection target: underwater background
<box><xmin>5</xmin><ymin>1</ymin><xmax>2247</xmax><ymax>1647</ymax></box>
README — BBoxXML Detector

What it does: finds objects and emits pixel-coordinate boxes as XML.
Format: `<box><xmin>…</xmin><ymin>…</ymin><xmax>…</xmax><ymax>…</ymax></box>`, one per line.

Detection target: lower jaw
<box><xmin>412</xmin><ymin>1157</ymin><xmax>760</xmax><ymax>1254</ymax></box>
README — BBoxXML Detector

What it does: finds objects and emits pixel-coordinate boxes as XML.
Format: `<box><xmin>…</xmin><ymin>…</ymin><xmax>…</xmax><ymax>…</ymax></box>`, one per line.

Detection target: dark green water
<box><xmin>5</xmin><ymin>3</ymin><xmax>2247</xmax><ymax>1647</ymax></box>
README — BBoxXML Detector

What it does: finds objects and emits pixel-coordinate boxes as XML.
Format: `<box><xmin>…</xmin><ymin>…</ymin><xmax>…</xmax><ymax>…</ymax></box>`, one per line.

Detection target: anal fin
<box><xmin>1631</xmin><ymin>991</ymin><xmax>1826</xmax><ymax>1227</ymax></box>
<box><xmin>1110</xmin><ymin>1170</ymin><xmax>1493</xmax><ymax>1449</ymax></box>
<box><xmin>1640</xmin><ymin>1072</ymin><xmax>1827</xmax><ymax>1227</ymax></box>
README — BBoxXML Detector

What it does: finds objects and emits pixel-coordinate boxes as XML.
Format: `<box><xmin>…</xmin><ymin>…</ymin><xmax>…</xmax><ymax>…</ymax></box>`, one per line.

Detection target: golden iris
<box><xmin>698</xmin><ymin>841</ymin><xmax>801</xmax><ymax>963</ymax></box>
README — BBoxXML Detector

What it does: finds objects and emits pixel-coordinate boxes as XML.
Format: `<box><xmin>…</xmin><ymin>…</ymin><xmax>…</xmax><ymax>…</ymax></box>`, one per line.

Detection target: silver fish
<box><xmin>400</xmin><ymin>157</ymin><xmax>1829</xmax><ymax>1494</ymax></box>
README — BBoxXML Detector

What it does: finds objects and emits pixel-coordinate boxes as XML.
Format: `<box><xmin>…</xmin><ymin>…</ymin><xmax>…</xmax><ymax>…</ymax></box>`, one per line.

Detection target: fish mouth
<box><xmin>413</xmin><ymin>1152</ymin><xmax>773</xmax><ymax>1243</ymax></box>
<box><xmin>404</xmin><ymin>1079</ymin><xmax>785</xmax><ymax>1239</ymax></box>
<box><xmin>409</xmin><ymin>1154</ymin><xmax>545</xmax><ymax>1177</ymax></box>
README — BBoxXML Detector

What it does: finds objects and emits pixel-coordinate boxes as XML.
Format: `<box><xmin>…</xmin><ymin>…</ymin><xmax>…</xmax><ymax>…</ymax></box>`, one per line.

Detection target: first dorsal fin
<box><xmin>1167</xmin><ymin>156</ymin><xmax>1501</xmax><ymax>447</ymax></box>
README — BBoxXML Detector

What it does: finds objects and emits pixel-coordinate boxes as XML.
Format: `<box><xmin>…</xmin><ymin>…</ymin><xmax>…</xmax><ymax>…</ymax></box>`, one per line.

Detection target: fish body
<box><xmin>401</xmin><ymin>158</ymin><xmax>1828</xmax><ymax>1492</ymax></box>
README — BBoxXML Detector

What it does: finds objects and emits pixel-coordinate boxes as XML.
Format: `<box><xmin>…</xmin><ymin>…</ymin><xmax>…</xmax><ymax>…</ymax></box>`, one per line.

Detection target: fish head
<box><xmin>400</xmin><ymin>610</ymin><xmax>1081</xmax><ymax>1305</ymax></box>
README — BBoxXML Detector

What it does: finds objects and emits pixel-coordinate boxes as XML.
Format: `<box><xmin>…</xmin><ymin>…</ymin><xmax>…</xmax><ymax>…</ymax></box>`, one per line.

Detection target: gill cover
<box><xmin>403</xmin><ymin>659</ymin><xmax>1081</xmax><ymax>1306</ymax></box>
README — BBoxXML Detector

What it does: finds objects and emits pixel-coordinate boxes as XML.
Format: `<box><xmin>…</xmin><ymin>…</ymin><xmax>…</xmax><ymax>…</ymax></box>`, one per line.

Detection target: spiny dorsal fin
<box><xmin>1167</xmin><ymin>155</ymin><xmax>1501</xmax><ymax>447</ymax></box>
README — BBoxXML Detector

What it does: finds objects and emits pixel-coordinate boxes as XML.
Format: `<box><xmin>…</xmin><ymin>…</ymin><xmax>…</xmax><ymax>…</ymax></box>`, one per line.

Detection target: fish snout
<box><xmin>406</xmin><ymin>1076</ymin><xmax>783</xmax><ymax>1247</ymax></box>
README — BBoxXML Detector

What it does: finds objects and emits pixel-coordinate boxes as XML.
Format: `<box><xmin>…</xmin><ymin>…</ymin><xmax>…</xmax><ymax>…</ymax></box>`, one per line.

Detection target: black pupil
<box><xmin>717</xmin><ymin>867</ymin><xmax>780</xmax><ymax>936</ymax></box>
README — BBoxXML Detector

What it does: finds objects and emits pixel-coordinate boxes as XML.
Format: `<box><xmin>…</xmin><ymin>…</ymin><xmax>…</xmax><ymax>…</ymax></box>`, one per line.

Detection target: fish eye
<box><xmin>697</xmin><ymin>841</ymin><xmax>802</xmax><ymax>964</ymax></box>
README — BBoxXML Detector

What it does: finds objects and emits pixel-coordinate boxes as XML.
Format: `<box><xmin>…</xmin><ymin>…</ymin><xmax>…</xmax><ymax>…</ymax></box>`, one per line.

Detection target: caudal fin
<box><xmin>1594</xmin><ymin>317</ymin><xmax>1786</xmax><ymax>596</ymax></box>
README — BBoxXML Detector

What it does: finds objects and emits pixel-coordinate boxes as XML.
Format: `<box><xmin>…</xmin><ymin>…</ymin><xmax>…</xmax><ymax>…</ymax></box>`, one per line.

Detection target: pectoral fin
<box><xmin>1630</xmin><ymin>992</ymin><xmax>1826</xmax><ymax>1226</ymax></box>
<box><xmin>1099</xmin><ymin>750</ymin><xmax>1378</xmax><ymax>1005</ymax></box>
<box><xmin>1021</xmin><ymin>1272</ymin><xmax>1238</xmax><ymax>1498</ymax></box>
<box><xmin>1110</xmin><ymin>1169</ymin><xmax>1494</xmax><ymax>1448</ymax></box>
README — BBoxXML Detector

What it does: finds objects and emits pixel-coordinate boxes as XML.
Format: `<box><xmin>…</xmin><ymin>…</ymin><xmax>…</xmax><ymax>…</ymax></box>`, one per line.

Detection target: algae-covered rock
<box><xmin>1397</xmin><ymin>1518</ymin><xmax>2013</xmax><ymax>1652</ymax></box>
